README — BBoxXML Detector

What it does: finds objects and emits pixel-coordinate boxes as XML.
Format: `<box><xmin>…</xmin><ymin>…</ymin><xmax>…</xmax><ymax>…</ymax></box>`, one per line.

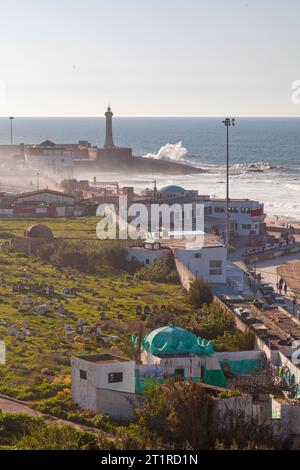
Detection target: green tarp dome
<box><xmin>141</xmin><ymin>325</ymin><xmax>214</xmax><ymax>357</ymax></box>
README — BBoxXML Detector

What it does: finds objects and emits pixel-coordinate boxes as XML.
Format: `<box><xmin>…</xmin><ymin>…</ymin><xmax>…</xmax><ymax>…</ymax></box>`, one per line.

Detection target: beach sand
<box><xmin>266</xmin><ymin>215</ymin><xmax>300</xmax><ymax>230</ymax></box>
<box><xmin>277</xmin><ymin>260</ymin><xmax>300</xmax><ymax>298</ymax></box>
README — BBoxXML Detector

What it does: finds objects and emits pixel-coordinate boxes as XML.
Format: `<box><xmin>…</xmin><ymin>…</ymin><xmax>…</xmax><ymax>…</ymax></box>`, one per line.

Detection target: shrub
<box><xmin>0</xmin><ymin>412</ymin><xmax>109</xmax><ymax>450</ymax></box>
<box><xmin>118</xmin><ymin>381</ymin><xmax>277</xmax><ymax>450</ymax></box>
<box><xmin>36</xmin><ymin>240</ymin><xmax>140</xmax><ymax>273</ymax></box>
<box><xmin>134</xmin><ymin>256</ymin><xmax>179</xmax><ymax>284</ymax></box>
<box><xmin>213</xmin><ymin>330</ymin><xmax>255</xmax><ymax>352</ymax></box>
<box><xmin>176</xmin><ymin>306</ymin><xmax>235</xmax><ymax>340</ymax></box>
<box><xmin>186</xmin><ymin>279</ymin><xmax>213</xmax><ymax>307</ymax></box>
<box><xmin>0</xmin><ymin>232</ymin><xmax>15</xmax><ymax>239</ymax></box>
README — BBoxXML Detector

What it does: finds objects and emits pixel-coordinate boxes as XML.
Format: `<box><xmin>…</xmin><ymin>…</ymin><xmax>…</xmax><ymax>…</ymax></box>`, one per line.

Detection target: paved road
<box><xmin>254</xmin><ymin>253</ymin><xmax>300</xmax><ymax>318</ymax></box>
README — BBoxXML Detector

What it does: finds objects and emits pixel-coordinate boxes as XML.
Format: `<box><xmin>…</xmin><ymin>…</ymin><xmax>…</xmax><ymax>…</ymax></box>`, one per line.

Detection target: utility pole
<box><xmin>9</xmin><ymin>116</ymin><xmax>14</xmax><ymax>144</ymax></box>
<box><xmin>222</xmin><ymin>118</ymin><xmax>235</xmax><ymax>246</ymax></box>
<box><xmin>37</xmin><ymin>172</ymin><xmax>40</xmax><ymax>191</ymax></box>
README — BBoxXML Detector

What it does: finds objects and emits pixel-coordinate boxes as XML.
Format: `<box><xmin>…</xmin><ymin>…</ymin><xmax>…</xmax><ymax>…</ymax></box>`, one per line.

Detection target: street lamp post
<box><xmin>222</xmin><ymin>118</ymin><xmax>235</xmax><ymax>246</ymax></box>
<box><xmin>9</xmin><ymin>117</ymin><xmax>15</xmax><ymax>145</ymax></box>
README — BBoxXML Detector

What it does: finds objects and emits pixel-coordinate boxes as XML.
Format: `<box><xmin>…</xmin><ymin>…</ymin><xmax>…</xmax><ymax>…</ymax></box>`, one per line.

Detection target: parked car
<box><xmin>259</xmin><ymin>284</ymin><xmax>274</xmax><ymax>296</ymax></box>
<box><xmin>244</xmin><ymin>314</ymin><xmax>258</xmax><ymax>325</ymax></box>
<box><xmin>252</xmin><ymin>324</ymin><xmax>268</xmax><ymax>340</ymax></box>
<box><xmin>273</xmin><ymin>296</ymin><xmax>288</xmax><ymax>308</ymax></box>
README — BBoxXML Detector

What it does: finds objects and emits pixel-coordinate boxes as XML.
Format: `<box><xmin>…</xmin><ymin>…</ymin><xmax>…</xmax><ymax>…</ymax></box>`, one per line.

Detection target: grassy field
<box><xmin>0</xmin><ymin>216</ymin><xmax>101</xmax><ymax>240</ymax></box>
<box><xmin>0</xmin><ymin>219</ymin><xmax>189</xmax><ymax>425</ymax></box>
<box><xmin>0</xmin><ymin>216</ymin><xmax>245</xmax><ymax>431</ymax></box>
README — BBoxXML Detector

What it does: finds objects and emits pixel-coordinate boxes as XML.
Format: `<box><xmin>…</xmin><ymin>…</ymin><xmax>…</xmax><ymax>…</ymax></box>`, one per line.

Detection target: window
<box><xmin>80</xmin><ymin>369</ymin><xmax>87</xmax><ymax>380</ymax></box>
<box><xmin>108</xmin><ymin>372</ymin><xmax>123</xmax><ymax>383</ymax></box>
<box><xmin>145</xmin><ymin>258</ymin><xmax>150</xmax><ymax>265</ymax></box>
<box><xmin>214</xmin><ymin>207</ymin><xmax>225</xmax><ymax>213</ymax></box>
<box><xmin>209</xmin><ymin>260</ymin><xmax>222</xmax><ymax>275</ymax></box>
<box><xmin>174</xmin><ymin>368</ymin><xmax>185</xmax><ymax>380</ymax></box>
<box><xmin>241</xmin><ymin>207</ymin><xmax>251</xmax><ymax>214</ymax></box>
<box><xmin>194</xmin><ymin>252</ymin><xmax>201</xmax><ymax>258</ymax></box>
<box><xmin>242</xmin><ymin>224</ymin><xmax>251</xmax><ymax>230</ymax></box>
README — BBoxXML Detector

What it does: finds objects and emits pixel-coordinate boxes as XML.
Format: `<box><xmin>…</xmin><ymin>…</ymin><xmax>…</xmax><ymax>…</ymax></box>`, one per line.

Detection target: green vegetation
<box><xmin>0</xmin><ymin>412</ymin><xmax>110</xmax><ymax>450</ymax></box>
<box><xmin>0</xmin><ymin>217</ymin><xmax>257</xmax><ymax>449</ymax></box>
<box><xmin>186</xmin><ymin>278</ymin><xmax>214</xmax><ymax>307</ymax></box>
<box><xmin>118</xmin><ymin>381</ymin><xmax>275</xmax><ymax>450</ymax></box>
<box><xmin>213</xmin><ymin>330</ymin><xmax>255</xmax><ymax>352</ymax></box>
<box><xmin>0</xmin><ymin>218</ymin><xmax>190</xmax><ymax>412</ymax></box>
<box><xmin>176</xmin><ymin>303</ymin><xmax>235</xmax><ymax>339</ymax></box>
<box><xmin>37</xmin><ymin>239</ymin><xmax>140</xmax><ymax>273</ymax></box>
<box><xmin>0</xmin><ymin>217</ymin><xmax>101</xmax><ymax>240</ymax></box>
<box><xmin>134</xmin><ymin>255</ymin><xmax>179</xmax><ymax>283</ymax></box>
<box><xmin>0</xmin><ymin>247</ymin><xmax>188</xmax><ymax>401</ymax></box>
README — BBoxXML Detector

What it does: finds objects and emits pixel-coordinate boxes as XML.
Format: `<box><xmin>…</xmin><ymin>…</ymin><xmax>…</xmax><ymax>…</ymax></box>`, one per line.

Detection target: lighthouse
<box><xmin>104</xmin><ymin>105</ymin><xmax>115</xmax><ymax>149</ymax></box>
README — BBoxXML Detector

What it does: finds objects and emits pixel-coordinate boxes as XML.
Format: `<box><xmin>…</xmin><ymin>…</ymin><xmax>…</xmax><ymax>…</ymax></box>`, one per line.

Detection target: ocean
<box><xmin>0</xmin><ymin>117</ymin><xmax>300</xmax><ymax>219</ymax></box>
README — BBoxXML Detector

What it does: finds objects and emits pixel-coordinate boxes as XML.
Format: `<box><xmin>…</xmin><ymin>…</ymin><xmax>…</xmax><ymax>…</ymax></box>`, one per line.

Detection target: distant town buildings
<box><xmin>0</xmin><ymin>106</ymin><xmax>201</xmax><ymax>176</ymax></box>
<box><xmin>25</xmin><ymin>140</ymin><xmax>74</xmax><ymax>178</ymax></box>
<box><xmin>0</xmin><ymin>188</ymin><xmax>96</xmax><ymax>218</ymax></box>
<box><xmin>136</xmin><ymin>184</ymin><xmax>266</xmax><ymax>240</ymax></box>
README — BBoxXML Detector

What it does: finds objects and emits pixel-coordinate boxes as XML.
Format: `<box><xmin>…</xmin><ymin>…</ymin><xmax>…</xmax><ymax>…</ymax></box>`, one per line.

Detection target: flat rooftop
<box><xmin>75</xmin><ymin>353</ymin><xmax>130</xmax><ymax>364</ymax></box>
<box><xmin>159</xmin><ymin>233</ymin><xmax>224</xmax><ymax>249</ymax></box>
<box><xmin>212</xmin><ymin>284</ymin><xmax>244</xmax><ymax>300</ymax></box>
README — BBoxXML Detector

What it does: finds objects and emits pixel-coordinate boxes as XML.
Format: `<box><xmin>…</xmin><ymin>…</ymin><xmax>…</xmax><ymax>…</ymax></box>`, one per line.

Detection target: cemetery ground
<box><xmin>0</xmin><ymin>238</ymin><xmax>188</xmax><ymax>430</ymax></box>
<box><xmin>0</xmin><ymin>216</ymin><xmax>100</xmax><ymax>241</ymax></box>
<box><xmin>0</xmin><ymin>217</ymin><xmax>250</xmax><ymax>439</ymax></box>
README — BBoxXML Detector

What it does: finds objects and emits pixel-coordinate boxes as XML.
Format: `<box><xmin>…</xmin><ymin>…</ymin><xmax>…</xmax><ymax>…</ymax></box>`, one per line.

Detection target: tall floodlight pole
<box><xmin>9</xmin><ymin>116</ymin><xmax>14</xmax><ymax>145</ymax></box>
<box><xmin>222</xmin><ymin>118</ymin><xmax>235</xmax><ymax>246</ymax></box>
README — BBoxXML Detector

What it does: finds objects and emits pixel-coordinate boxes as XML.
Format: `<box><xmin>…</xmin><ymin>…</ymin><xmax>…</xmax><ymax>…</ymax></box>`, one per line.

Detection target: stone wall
<box><xmin>96</xmin><ymin>388</ymin><xmax>146</xmax><ymax>422</ymax></box>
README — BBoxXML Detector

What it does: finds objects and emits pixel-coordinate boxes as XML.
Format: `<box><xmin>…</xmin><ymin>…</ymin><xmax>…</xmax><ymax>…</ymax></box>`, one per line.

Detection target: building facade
<box><xmin>128</xmin><ymin>234</ymin><xmax>227</xmax><ymax>285</ymax></box>
<box><xmin>137</xmin><ymin>185</ymin><xmax>266</xmax><ymax>240</ymax></box>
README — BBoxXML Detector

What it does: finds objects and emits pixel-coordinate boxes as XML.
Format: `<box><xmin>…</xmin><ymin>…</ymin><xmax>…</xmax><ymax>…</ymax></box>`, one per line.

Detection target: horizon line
<box><xmin>0</xmin><ymin>115</ymin><xmax>300</xmax><ymax>119</ymax></box>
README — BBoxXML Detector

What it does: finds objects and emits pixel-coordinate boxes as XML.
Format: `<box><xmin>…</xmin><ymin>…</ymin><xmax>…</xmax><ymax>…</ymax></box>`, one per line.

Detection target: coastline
<box><xmin>266</xmin><ymin>215</ymin><xmax>300</xmax><ymax>230</ymax></box>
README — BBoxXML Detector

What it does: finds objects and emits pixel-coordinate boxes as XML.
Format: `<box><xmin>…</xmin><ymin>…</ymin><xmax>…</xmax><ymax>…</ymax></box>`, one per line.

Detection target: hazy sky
<box><xmin>1</xmin><ymin>0</ymin><xmax>300</xmax><ymax>116</ymax></box>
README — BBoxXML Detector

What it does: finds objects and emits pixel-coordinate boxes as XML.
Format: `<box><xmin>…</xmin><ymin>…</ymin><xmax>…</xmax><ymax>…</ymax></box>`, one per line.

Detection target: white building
<box><xmin>138</xmin><ymin>185</ymin><xmax>266</xmax><ymax>239</ymax></box>
<box><xmin>206</xmin><ymin>198</ymin><xmax>265</xmax><ymax>237</ymax></box>
<box><xmin>71</xmin><ymin>326</ymin><xmax>265</xmax><ymax>421</ymax></box>
<box><xmin>128</xmin><ymin>233</ymin><xmax>227</xmax><ymax>285</ymax></box>
<box><xmin>71</xmin><ymin>353</ymin><xmax>140</xmax><ymax>421</ymax></box>
<box><xmin>25</xmin><ymin>141</ymin><xmax>74</xmax><ymax>178</ymax></box>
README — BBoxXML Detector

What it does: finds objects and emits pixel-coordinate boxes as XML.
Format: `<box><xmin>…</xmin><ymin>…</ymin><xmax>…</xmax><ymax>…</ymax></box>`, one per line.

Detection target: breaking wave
<box><xmin>232</xmin><ymin>161</ymin><xmax>279</xmax><ymax>171</ymax></box>
<box><xmin>285</xmin><ymin>183</ymin><xmax>300</xmax><ymax>192</ymax></box>
<box><xmin>142</xmin><ymin>142</ymin><xmax>188</xmax><ymax>161</ymax></box>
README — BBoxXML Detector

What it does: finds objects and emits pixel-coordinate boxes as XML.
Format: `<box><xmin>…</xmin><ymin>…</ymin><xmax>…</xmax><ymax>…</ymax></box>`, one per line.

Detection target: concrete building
<box><xmin>137</xmin><ymin>185</ymin><xmax>266</xmax><ymax>241</ymax></box>
<box><xmin>128</xmin><ymin>233</ymin><xmax>227</xmax><ymax>285</ymax></box>
<box><xmin>25</xmin><ymin>140</ymin><xmax>74</xmax><ymax>178</ymax></box>
<box><xmin>71</xmin><ymin>354</ymin><xmax>141</xmax><ymax>421</ymax></box>
<box><xmin>71</xmin><ymin>325</ymin><xmax>266</xmax><ymax>421</ymax></box>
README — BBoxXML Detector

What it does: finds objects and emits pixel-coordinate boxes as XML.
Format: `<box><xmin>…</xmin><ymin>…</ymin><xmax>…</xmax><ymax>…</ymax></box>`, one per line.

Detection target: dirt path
<box><xmin>0</xmin><ymin>394</ymin><xmax>112</xmax><ymax>438</ymax></box>
<box><xmin>0</xmin><ymin>396</ymin><xmax>41</xmax><ymax>417</ymax></box>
